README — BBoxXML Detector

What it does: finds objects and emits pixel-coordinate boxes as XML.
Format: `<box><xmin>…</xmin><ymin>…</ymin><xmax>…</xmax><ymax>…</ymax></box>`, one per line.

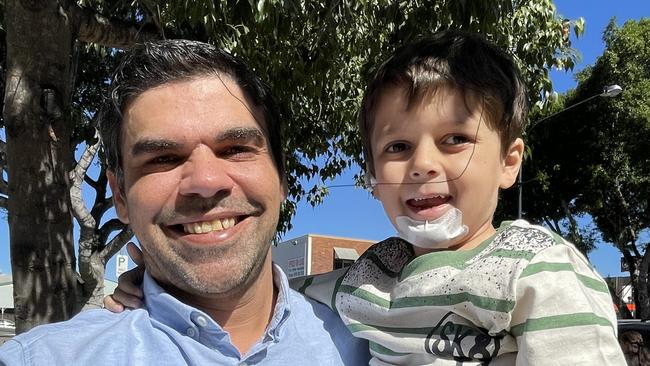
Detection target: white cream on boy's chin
<box><xmin>395</xmin><ymin>208</ymin><xmax>469</xmax><ymax>249</ymax></box>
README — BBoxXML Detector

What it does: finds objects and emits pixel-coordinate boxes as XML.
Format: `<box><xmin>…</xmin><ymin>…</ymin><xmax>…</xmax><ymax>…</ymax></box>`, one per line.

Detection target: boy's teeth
<box><xmin>183</xmin><ymin>218</ymin><xmax>235</xmax><ymax>234</ymax></box>
<box><xmin>415</xmin><ymin>195</ymin><xmax>446</xmax><ymax>201</ymax></box>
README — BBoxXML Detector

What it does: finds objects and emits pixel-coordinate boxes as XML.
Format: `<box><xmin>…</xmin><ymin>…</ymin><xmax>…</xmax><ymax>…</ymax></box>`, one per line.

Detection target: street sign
<box><xmin>116</xmin><ymin>254</ymin><xmax>129</xmax><ymax>277</ymax></box>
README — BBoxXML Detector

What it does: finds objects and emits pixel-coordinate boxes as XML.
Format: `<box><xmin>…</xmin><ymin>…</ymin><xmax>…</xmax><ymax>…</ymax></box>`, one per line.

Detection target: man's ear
<box><xmin>500</xmin><ymin>138</ymin><xmax>524</xmax><ymax>189</ymax></box>
<box><xmin>280</xmin><ymin>175</ymin><xmax>288</xmax><ymax>202</ymax></box>
<box><xmin>107</xmin><ymin>171</ymin><xmax>130</xmax><ymax>224</ymax></box>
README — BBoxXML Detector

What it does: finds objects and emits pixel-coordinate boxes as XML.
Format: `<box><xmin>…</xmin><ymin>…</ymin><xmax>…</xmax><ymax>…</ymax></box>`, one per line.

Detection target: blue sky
<box><xmin>1</xmin><ymin>1</ymin><xmax>648</xmax><ymax>281</ymax></box>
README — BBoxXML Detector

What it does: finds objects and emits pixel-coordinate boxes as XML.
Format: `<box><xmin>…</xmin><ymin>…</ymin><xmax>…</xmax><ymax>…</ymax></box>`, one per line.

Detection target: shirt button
<box><xmin>238</xmin><ymin>363</ymin><xmax>248</xmax><ymax>366</ymax></box>
<box><xmin>186</xmin><ymin>327</ymin><xmax>196</xmax><ymax>337</ymax></box>
<box><xmin>195</xmin><ymin>315</ymin><xmax>208</xmax><ymax>327</ymax></box>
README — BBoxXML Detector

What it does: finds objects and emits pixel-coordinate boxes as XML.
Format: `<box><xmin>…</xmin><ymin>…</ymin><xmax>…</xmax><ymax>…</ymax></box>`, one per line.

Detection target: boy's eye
<box><xmin>443</xmin><ymin>135</ymin><xmax>469</xmax><ymax>145</ymax></box>
<box><xmin>385</xmin><ymin>142</ymin><xmax>410</xmax><ymax>153</ymax></box>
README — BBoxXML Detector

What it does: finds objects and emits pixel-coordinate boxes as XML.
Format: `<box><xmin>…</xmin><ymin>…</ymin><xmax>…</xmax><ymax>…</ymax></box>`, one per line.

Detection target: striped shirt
<box><xmin>292</xmin><ymin>220</ymin><xmax>625</xmax><ymax>365</ymax></box>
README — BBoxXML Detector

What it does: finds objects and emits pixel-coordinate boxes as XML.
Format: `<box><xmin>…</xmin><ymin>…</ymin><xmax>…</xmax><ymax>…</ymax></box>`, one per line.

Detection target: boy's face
<box><xmin>370</xmin><ymin>85</ymin><xmax>523</xmax><ymax>251</ymax></box>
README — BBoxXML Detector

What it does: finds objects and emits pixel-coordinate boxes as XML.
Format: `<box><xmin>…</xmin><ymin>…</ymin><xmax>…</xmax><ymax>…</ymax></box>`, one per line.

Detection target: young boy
<box><xmin>108</xmin><ymin>31</ymin><xmax>625</xmax><ymax>364</ymax></box>
<box><xmin>294</xmin><ymin>30</ymin><xmax>624</xmax><ymax>364</ymax></box>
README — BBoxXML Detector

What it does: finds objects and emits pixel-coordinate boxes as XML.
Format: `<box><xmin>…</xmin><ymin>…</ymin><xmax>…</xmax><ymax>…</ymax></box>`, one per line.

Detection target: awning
<box><xmin>333</xmin><ymin>247</ymin><xmax>359</xmax><ymax>261</ymax></box>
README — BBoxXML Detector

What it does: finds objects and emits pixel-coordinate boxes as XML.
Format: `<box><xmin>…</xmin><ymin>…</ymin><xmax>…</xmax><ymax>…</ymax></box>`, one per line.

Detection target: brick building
<box><xmin>272</xmin><ymin>234</ymin><xmax>374</xmax><ymax>279</ymax></box>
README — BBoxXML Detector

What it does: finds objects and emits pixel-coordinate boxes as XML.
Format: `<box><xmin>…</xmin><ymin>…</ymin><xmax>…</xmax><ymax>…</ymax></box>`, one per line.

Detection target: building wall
<box><xmin>309</xmin><ymin>235</ymin><xmax>374</xmax><ymax>275</ymax></box>
<box><xmin>272</xmin><ymin>235</ymin><xmax>309</xmax><ymax>279</ymax></box>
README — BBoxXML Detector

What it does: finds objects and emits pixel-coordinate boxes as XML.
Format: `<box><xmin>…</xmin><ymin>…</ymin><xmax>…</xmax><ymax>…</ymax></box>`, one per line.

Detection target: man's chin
<box><xmin>159</xmin><ymin>253</ymin><xmax>269</xmax><ymax>299</ymax></box>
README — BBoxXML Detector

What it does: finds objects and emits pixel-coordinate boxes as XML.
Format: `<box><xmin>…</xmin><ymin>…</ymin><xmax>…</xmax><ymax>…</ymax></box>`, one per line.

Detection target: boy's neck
<box><xmin>412</xmin><ymin>222</ymin><xmax>496</xmax><ymax>256</ymax></box>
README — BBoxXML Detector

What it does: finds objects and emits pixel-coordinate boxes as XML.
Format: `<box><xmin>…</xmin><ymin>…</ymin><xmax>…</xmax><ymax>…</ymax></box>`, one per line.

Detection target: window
<box><xmin>333</xmin><ymin>258</ymin><xmax>355</xmax><ymax>270</ymax></box>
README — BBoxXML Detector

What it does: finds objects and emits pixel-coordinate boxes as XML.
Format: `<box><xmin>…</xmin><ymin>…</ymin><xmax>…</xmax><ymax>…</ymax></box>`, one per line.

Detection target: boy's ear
<box><xmin>107</xmin><ymin>171</ymin><xmax>130</xmax><ymax>224</ymax></box>
<box><xmin>499</xmin><ymin>138</ymin><xmax>524</xmax><ymax>189</ymax></box>
<box><xmin>364</xmin><ymin>173</ymin><xmax>379</xmax><ymax>198</ymax></box>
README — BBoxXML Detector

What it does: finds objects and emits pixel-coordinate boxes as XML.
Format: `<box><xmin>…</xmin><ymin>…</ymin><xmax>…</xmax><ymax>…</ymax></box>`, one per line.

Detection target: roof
<box><xmin>306</xmin><ymin>234</ymin><xmax>376</xmax><ymax>243</ymax></box>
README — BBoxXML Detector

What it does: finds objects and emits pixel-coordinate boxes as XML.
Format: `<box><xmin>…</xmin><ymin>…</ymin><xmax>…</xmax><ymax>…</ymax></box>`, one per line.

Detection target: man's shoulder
<box><xmin>0</xmin><ymin>309</ymin><xmax>151</xmax><ymax>365</ymax></box>
<box><xmin>14</xmin><ymin>308</ymin><xmax>146</xmax><ymax>343</ymax></box>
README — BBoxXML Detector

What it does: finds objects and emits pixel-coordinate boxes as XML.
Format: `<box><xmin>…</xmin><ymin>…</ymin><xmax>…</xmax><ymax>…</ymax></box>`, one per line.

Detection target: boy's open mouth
<box><xmin>406</xmin><ymin>195</ymin><xmax>451</xmax><ymax>210</ymax></box>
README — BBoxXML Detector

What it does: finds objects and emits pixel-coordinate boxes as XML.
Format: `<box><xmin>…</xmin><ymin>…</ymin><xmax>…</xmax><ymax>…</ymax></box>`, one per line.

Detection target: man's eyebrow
<box><xmin>215</xmin><ymin>127</ymin><xmax>265</xmax><ymax>144</ymax></box>
<box><xmin>131</xmin><ymin>139</ymin><xmax>182</xmax><ymax>157</ymax></box>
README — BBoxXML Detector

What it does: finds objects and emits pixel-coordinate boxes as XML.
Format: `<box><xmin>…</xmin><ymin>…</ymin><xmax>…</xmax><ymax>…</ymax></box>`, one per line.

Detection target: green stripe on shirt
<box><xmin>369</xmin><ymin>341</ymin><xmax>411</xmax><ymax>356</ymax></box>
<box><xmin>347</xmin><ymin>322</ymin><xmax>434</xmax><ymax>335</ymax></box>
<box><xmin>296</xmin><ymin>276</ymin><xmax>314</xmax><ymax>294</ymax></box>
<box><xmin>510</xmin><ymin>313</ymin><xmax>614</xmax><ymax>336</ymax></box>
<box><xmin>338</xmin><ymin>285</ymin><xmax>514</xmax><ymax>312</ymax></box>
<box><xmin>520</xmin><ymin>262</ymin><xmax>610</xmax><ymax>294</ymax></box>
<box><xmin>348</xmin><ymin>320</ymin><xmax>493</xmax><ymax>338</ymax></box>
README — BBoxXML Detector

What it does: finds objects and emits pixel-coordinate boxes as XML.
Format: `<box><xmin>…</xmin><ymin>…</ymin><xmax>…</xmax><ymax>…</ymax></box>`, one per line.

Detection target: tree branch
<box><xmin>84</xmin><ymin>174</ymin><xmax>99</xmax><ymax>190</ymax></box>
<box><xmin>138</xmin><ymin>0</ymin><xmax>166</xmax><ymax>39</ymax></box>
<box><xmin>90</xmin><ymin>161</ymin><xmax>111</xmax><ymax>219</ymax></box>
<box><xmin>99</xmin><ymin>218</ymin><xmax>129</xmax><ymax>245</ymax></box>
<box><xmin>0</xmin><ymin>139</ymin><xmax>8</xmax><ymax>195</ymax></box>
<box><xmin>100</xmin><ymin>225</ymin><xmax>134</xmax><ymax>263</ymax></box>
<box><xmin>63</xmin><ymin>3</ymin><xmax>158</xmax><ymax>49</ymax></box>
<box><xmin>69</xmin><ymin>130</ymin><xmax>100</xmax><ymax>229</ymax></box>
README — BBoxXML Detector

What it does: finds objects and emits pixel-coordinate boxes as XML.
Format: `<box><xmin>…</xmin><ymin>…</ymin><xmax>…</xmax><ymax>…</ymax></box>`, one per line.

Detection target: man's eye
<box><xmin>443</xmin><ymin>135</ymin><xmax>469</xmax><ymax>145</ymax></box>
<box><xmin>223</xmin><ymin>145</ymin><xmax>257</xmax><ymax>158</ymax></box>
<box><xmin>385</xmin><ymin>142</ymin><xmax>409</xmax><ymax>153</ymax></box>
<box><xmin>148</xmin><ymin>155</ymin><xmax>180</xmax><ymax>165</ymax></box>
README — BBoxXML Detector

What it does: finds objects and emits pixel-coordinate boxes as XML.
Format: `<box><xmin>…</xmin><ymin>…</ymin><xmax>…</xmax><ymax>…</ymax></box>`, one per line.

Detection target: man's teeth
<box><xmin>183</xmin><ymin>218</ymin><xmax>236</xmax><ymax>234</ymax></box>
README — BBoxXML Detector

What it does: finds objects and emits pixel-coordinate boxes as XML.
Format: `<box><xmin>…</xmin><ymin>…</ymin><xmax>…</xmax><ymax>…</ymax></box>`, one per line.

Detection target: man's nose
<box><xmin>178</xmin><ymin>147</ymin><xmax>234</xmax><ymax>198</ymax></box>
<box><xmin>409</xmin><ymin>143</ymin><xmax>442</xmax><ymax>181</ymax></box>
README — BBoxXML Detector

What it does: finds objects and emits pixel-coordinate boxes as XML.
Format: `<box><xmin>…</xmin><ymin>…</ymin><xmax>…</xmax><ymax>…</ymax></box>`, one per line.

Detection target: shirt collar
<box><xmin>142</xmin><ymin>264</ymin><xmax>292</xmax><ymax>340</ymax></box>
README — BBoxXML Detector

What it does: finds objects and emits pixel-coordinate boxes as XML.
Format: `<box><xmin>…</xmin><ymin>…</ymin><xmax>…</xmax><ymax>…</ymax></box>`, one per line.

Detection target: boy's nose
<box><xmin>409</xmin><ymin>145</ymin><xmax>441</xmax><ymax>180</ymax></box>
<box><xmin>178</xmin><ymin>147</ymin><xmax>234</xmax><ymax>198</ymax></box>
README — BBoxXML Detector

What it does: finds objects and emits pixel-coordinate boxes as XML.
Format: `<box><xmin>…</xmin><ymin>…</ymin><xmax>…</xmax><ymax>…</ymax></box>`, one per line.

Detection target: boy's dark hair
<box><xmin>100</xmin><ymin>39</ymin><xmax>284</xmax><ymax>186</ymax></box>
<box><xmin>359</xmin><ymin>30</ymin><xmax>528</xmax><ymax>176</ymax></box>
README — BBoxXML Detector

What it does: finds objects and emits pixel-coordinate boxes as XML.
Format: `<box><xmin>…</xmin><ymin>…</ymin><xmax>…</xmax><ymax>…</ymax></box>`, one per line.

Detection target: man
<box><xmin>0</xmin><ymin>40</ymin><xmax>369</xmax><ymax>365</ymax></box>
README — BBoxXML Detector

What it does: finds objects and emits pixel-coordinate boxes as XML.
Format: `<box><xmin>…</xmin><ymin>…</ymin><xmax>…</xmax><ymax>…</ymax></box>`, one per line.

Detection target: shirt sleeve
<box><xmin>289</xmin><ymin>268</ymin><xmax>349</xmax><ymax>311</ymax></box>
<box><xmin>510</xmin><ymin>241</ymin><xmax>626</xmax><ymax>365</ymax></box>
<box><xmin>0</xmin><ymin>339</ymin><xmax>27</xmax><ymax>366</ymax></box>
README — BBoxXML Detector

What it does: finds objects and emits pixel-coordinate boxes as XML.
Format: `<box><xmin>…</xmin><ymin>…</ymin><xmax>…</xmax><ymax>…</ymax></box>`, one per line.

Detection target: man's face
<box><xmin>108</xmin><ymin>76</ymin><xmax>285</xmax><ymax>297</ymax></box>
<box><xmin>370</xmin><ymin>86</ymin><xmax>522</xmax><ymax>251</ymax></box>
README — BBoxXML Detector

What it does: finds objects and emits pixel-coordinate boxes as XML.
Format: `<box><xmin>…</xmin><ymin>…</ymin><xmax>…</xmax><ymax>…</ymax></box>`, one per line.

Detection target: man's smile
<box><xmin>180</xmin><ymin>217</ymin><xmax>238</xmax><ymax>234</ymax></box>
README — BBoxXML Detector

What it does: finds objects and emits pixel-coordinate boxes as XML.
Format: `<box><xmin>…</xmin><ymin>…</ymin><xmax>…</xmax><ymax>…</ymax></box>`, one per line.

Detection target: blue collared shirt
<box><xmin>0</xmin><ymin>265</ymin><xmax>369</xmax><ymax>365</ymax></box>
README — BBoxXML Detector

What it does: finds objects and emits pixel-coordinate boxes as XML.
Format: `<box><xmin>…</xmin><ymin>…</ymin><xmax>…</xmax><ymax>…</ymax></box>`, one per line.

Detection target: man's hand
<box><xmin>103</xmin><ymin>242</ymin><xmax>146</xmax><ymax>312</ymax></box>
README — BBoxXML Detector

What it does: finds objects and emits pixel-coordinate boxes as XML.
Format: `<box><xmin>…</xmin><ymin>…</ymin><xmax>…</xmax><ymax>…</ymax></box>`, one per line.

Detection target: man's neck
<box><xmin>174</xmin><ymin>254</ymin><xmax>279</xmax><ymax>355</ymax></box>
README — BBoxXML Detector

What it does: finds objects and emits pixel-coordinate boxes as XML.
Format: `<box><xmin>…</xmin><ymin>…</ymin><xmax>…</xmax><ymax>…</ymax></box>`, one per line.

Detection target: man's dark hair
<box><xmin>359</xmin><ymin>29</ymin><xmax>529</xmax><ymax>176</ymax></box>
<box><xmin>100</xmin><ymin>39</ymin><xmax>284</xmax><ymax>185</ymax></box>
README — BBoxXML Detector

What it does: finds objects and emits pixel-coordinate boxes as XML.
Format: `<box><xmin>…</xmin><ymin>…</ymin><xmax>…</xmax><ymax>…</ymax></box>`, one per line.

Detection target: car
<box><xmin>0</xmin><ymin>319</ymin><xmax>15</xmax><ymax>337</ymax></box>
<box><xmin>619</xmin><ymin>319</ymin><xmax>650</xmax><ymax>365</ymax></box>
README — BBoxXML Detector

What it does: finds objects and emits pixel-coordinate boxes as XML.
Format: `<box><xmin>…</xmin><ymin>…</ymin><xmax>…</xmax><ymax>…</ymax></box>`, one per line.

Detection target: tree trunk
<box><xmin>5</xmin><ymin>0</ymin><xmax>76</xmax><ymax>333</ymax></box>
<box><xmin>637</xmin><ymin>249</ymin><xmax>650</xmax><ymax>319</ymax></box>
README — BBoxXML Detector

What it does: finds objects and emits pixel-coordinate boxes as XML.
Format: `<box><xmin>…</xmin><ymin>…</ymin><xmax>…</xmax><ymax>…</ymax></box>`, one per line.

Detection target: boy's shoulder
<box><xmin>492</xmin><ymin>219</ymin><xmax>568</xmax><ymax>254</ymax></box>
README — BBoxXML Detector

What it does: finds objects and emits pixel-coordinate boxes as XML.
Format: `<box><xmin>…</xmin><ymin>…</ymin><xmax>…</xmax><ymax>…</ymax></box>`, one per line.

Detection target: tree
<box><xmin>2</xmin><ymin>0</ymin><xmax>582</xmax><ymax>332</ymax></box>
<box><xmin>3</xmin><ymin>0</ymin><xmax>156</xmax><ymax>333</ymax></box>
<box><xmin>519</xmin><ymin>18</ymin><xmax>649</xmax><ymax>317</ymax></box>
